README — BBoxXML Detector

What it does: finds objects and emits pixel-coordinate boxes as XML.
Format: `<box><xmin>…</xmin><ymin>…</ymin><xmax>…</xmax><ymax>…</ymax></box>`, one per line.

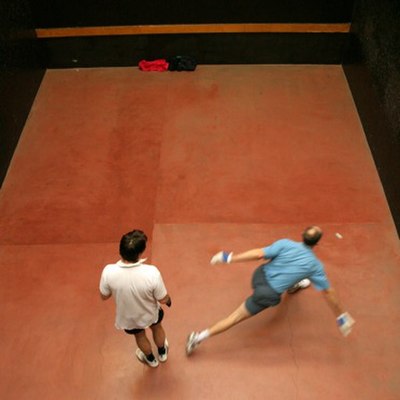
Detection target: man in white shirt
<box><xmin>100</xmin><ymin>230</ymin><xmax>171</xmax><ymax>368</ymax></box>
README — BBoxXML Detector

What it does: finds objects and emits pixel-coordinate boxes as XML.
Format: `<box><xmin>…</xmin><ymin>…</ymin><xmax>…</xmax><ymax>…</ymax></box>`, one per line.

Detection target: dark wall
<box><xmin>32</xmin><ymin>1</ymin><xmax>353</xmax><ymax>27</ymax></box>
<box><xmin>343</xmin><ymin>0</ymin><xmax>400</xmax><ymax>235</ymax></box>
<box><xmin>32</xmin><ymin>1</ymin><xmax>353</xmax><ymax>67</ymax></box>
<box><xmin>42</xmin><ymin>33</ymin><xmax>348</xmax><ymax>68</ymax></box>
<box><xmin>0</xmin><ymin>0</ymin><xmax>45</xmax><ymax>186</ymax></box>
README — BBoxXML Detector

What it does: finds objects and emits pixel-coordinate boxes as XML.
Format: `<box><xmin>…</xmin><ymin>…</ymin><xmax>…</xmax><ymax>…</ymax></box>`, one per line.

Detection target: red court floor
<box><xmin>0</xmin><ymin>65</ymin><xmax>399</xmax><ymax>399</ymax></box>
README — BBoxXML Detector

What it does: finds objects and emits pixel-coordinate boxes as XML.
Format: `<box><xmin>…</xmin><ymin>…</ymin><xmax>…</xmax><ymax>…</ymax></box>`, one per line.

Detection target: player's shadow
<box><xmin>264</xmin><ymin>291</ymin><xmax>299</xmax><ymax>324</ymax></box>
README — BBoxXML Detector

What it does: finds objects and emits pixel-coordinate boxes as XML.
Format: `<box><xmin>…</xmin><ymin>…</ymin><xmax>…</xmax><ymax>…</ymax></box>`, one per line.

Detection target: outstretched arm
<box><xmin>231</xmin><ymin>248</ymin><xmax>266</xmax><ymax>263</ymax></box>
<box><xmin>322</xmin><ymin>287</ymin><xmax>355</xmax><ymax>336</ymax></box>
<box><xmin>322</xmin><ymin>287</ymin><xmax>343</xmax><ymax>317</ymax></box>
<box><xmin>211</xmin><ymin>248</ymin><xmax>266</xmax><ymax>265</ymax></box>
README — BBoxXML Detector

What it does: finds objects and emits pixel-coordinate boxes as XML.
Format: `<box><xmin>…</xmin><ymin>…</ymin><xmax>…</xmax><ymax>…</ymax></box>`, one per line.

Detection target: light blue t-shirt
<box><xmin>262</xmin><ymin>239</ymin><xmax>330</xmax><ymax>294</ymax></box>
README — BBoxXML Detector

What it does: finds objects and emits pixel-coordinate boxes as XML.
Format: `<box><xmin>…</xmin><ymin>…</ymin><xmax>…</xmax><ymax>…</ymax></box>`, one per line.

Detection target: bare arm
<box><xmin>322</xmin><ymin>287</ymin><xmax>355</xmax><ymax>336</ymax></box>
<box><xmin>230</xmin><ymin>248</ymin><xmax>266</xmax><ymax>263</ymax></box>
<box><xmin>211</xmin><ymin>248</ymin><xmax>267</xmax><ymax>265</ymax></box>
<box><xmin>321</xmin><ymin>287</ymin><xmax>344</xmax><ymax>317</ymax></box>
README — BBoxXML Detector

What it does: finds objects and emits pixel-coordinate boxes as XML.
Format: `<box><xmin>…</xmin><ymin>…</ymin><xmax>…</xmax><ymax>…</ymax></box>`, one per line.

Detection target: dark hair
<box><xmin>302</xmin><ymin>226</ymin><xmax>323</xmax><ymax>246</ymax></box>
<box><xmin>119</xmin><ymin>230</ymin><xmax>147</xmax><ymax>262</ymax></box>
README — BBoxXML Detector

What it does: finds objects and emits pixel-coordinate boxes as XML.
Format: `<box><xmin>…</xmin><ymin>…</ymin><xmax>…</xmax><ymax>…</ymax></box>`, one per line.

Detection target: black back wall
<box><xmin>31</xmin><ymin>0</ymin><xmax>354</xmax><ymax>67</ymax></box>
<box><xmin>42</xmin><ymin>33</ymin><xmax>349</xmax><ymax>68</ymax></box>
<box><xmin>343</xmin><ymin>0</ymin><xmax>400</xmax><ymax>235</ymax></box>
<box><xmin>31</xmin><ymin>1</ymin><xmax>353</xmax><ymax>26</ymax></box>
<box><xmin>0</xmin><ymin>0</ymin><xmax>45</xmax><ymax>186</ymax></box>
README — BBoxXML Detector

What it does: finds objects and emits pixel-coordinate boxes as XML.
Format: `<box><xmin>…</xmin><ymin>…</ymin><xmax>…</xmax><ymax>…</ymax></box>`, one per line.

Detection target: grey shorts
<box><xmin>245</xmin><ymin>264</ymin><xmax>281</xmax><ymax>315</ymax></box>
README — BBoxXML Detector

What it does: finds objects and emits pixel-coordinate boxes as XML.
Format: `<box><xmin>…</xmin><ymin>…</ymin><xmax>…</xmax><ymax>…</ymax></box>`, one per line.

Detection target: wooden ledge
<box><xmin>35</xmin><ymin>23</ymin><xmax>350</xmax><ymax>38</ymax></box>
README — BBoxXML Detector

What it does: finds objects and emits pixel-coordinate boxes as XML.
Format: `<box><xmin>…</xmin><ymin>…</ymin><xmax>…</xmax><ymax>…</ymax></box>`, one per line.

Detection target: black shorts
<box><xmin>245</xmin><ymin>264</ymin><xmax>281</xmax><ymax>315</ymax></box>
<box><xmin>124</xmin><ymin>308</ymin><xmax>164</xmax><ymax>335</ymax></box>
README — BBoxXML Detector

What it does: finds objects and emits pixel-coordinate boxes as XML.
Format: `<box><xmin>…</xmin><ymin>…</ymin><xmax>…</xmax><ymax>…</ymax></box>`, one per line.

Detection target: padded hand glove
<box><xmin>210</xmin><ymin>251</ymin><xmax>233</xmax><ymax>265</ymax></box>
<box><xmin>336</xmin><ymin>312</ymin><xmax>355</xmax><ymax>337</ymax></box>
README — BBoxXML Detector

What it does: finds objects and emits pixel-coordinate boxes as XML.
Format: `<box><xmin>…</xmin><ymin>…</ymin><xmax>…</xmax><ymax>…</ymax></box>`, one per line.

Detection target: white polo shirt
<box><xmin>99</xmin><ymin>259</ymin><xmax>167</xmax><ymax>330</ymax></box>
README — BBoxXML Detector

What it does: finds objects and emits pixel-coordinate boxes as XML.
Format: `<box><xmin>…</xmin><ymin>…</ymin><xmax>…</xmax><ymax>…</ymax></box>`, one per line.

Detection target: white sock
<box><xmin>197</xmin><ymin>329</ymin><xmax>210</xmax><ymax>342</ymax></box>
<box><xmin>197</xmin><ymin>329</ymin><xmax>210</xmax><ymax>343</ymax></box>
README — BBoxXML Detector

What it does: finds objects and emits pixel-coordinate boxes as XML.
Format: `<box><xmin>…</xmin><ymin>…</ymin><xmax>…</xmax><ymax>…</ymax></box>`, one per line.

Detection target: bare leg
<box><xmin>134</xmin><ymin>331</ymin><xmax>153</xmax><ymax>356</ymax></box>
<box><xmin>186</xmin><ymin>302</ymin><xmax>253</xmax><ymax>355</ymax></box>
<box><xmin>150</xmin><ymin>322</ymin><xmax>166</xmax><ymax>348</ymax></box>
<box><xmin>208</xmin><ymin>302</ymin><xmax>252</xmax><ymax>337</ymax></box>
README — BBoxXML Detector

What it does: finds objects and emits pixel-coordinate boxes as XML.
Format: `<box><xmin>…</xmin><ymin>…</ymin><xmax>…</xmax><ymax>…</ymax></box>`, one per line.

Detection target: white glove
<box><xmin>210</xmin><ymin>251</ymin><xmax>233</xmax><ymax>265</ymax></box>
<box><xmin>336</xmin><ymin>312</ymin><xmax>355</xmax><ymax>337</ymax></box>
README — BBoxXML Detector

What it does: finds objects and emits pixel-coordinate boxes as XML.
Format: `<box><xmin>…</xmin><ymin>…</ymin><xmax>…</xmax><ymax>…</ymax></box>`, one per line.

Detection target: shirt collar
<box><xmin>116</xmin><ymin>258</ymin><xmax>147</xmax><ymax>268</ymax></box>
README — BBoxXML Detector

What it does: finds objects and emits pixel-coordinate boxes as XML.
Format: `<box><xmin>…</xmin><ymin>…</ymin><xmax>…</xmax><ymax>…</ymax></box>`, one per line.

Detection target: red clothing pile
<box><xmin>138</xmin><ymin>59</ymin><xmax>169</xmax><ymax>72</ymax></box>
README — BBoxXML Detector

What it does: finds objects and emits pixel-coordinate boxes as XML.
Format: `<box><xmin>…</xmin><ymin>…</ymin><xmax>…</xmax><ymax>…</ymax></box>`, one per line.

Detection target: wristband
<box><xmin>223</xmin><ymin>252</ymin><xmax>233</xmax><ymax>263</ymax></box>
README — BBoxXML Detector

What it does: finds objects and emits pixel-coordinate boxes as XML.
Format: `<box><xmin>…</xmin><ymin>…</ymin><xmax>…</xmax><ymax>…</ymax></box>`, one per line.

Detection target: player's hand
<box><xmin>210</xmin><ymin>251</ymin><xmax>233</xmax><ymax>265</ymax></box>
<box><xmin>336</xmin><ymin>312</ymin><xmax>355</xmax><ymax>337</ymax></box>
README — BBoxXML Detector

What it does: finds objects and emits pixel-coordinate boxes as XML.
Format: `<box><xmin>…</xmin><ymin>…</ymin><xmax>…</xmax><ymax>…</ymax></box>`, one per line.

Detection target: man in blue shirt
<box><xmin>186</xmin><ymin>226</ymin><xmax>355</xmax><ymax>355</ymax></box>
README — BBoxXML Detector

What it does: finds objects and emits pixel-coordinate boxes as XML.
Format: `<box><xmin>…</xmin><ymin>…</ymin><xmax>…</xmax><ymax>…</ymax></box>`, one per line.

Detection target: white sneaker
<box><xmin>186</xmin><ymin>332</ymin><xmax>200</xmax><ymax>356</ymax></box>
<box><xmin>287</xmin><ymin>278</ymin><xmax>311</xmax><ymax>294</ymax></box>
<box><xmin>135</xmin><ymin>349</ymin><xmax>159</xmax><ymax>368</ymax></box>
<box><xmin>158</xmin><ymin>339</ymin><xmax>169</xmax><ymax>362</ymax></box>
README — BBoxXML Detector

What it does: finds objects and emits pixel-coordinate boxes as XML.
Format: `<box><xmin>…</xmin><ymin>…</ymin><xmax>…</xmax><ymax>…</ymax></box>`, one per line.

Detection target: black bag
<box><xmin>167</xmin><ymin>56</ymin><xmax>197</xmax><ymax>71</ymax></box>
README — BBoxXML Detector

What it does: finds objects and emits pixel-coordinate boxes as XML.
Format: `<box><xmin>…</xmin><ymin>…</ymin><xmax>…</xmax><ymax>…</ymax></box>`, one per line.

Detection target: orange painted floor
<box><xmin>0</xmin><ymin>66</ymin><xmax>399</xmax><ymax>400</ymax></box>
